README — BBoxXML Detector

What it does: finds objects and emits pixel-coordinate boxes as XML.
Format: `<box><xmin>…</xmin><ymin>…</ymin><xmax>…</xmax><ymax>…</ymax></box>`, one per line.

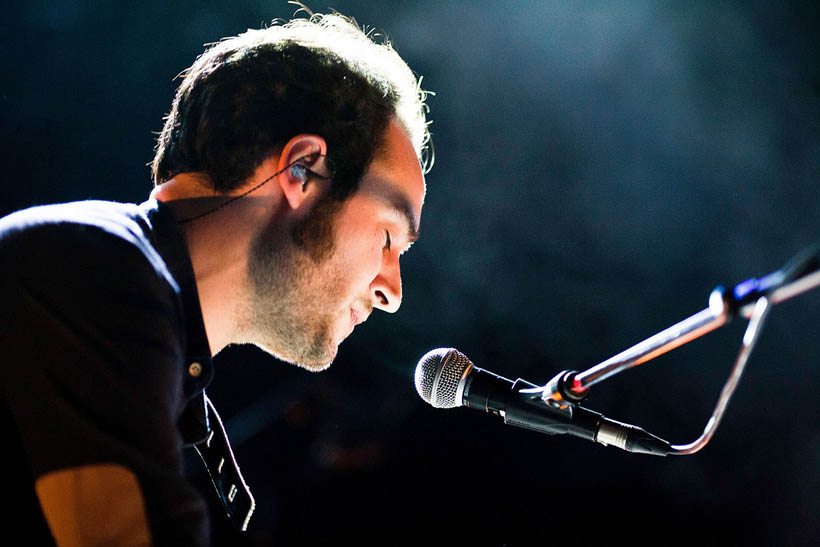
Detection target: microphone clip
<box><xmin>519</xmin><ymin>369</ymin><xmax>589</xmax><ymax>409</ymax></box>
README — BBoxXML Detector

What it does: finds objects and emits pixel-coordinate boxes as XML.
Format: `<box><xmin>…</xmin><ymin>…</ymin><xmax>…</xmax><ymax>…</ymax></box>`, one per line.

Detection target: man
<box><xmin>1</xmin><ymin>11</ymin><xmax>430</xmax><ymax>545</ymax></box>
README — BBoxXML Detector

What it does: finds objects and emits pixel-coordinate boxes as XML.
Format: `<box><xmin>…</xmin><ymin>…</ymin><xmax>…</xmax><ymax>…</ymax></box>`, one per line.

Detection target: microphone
<box><xmin>414</xmin><ymin>348</ymin><xmax>670</xmax><ymax>456</ymax></box>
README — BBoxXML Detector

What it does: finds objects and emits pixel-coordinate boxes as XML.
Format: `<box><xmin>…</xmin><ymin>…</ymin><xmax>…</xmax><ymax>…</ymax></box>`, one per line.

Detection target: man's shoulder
<box><xmin>0</xmin><ymin>200</ymin><xmax>170</xmax><ymax>281</ymax></box>
<box><xmin>0</xmin><ymin>200</ymin><xmax>145</xmax><ymax>249</ymax></box>
<box><xmin>0</xmin><ymin>200</ymin><xmax>184</xmax><ymax>342</ymax></box>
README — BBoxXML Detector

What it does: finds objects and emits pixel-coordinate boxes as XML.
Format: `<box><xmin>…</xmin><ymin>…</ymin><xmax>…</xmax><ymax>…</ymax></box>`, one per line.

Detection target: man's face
<box><xmin>245</xmin><ymin>119</ymin><xmax>426</xmax><ymax>370</ymax></box>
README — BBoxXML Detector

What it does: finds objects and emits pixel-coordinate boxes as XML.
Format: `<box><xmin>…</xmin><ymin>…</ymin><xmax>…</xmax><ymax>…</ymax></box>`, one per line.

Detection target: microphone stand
<box><xmin>525</xmin><ymin>241</ymin><xmax>820</xmax><ymax>455</ymax></box>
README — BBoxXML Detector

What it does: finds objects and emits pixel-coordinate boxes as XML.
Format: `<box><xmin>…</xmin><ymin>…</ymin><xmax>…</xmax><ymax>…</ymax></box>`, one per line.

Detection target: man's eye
<box><xmin>384</xmin><ymin>230</ymin><xmax>392</xmax><ymax>251</ymax></box>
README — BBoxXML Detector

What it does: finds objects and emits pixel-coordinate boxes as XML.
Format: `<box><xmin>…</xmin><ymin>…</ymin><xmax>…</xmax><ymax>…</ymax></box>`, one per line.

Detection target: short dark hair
<box><xmin>152</xmin><ymin>12</ymin><xmax>431</xmax><ymax>201</ymax></box>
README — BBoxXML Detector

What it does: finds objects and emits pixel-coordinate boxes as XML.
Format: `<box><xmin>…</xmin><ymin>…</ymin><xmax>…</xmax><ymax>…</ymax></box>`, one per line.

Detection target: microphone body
<box><xmin>416</xmin><ymin>348</ymin><xmax>670</xmax><ymax>456</ymax></box>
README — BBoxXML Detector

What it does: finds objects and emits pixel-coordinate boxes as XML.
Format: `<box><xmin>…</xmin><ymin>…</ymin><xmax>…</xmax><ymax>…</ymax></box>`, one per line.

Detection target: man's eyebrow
<box><xmin>368</xmin><ymin>180</ymin><xmax>420</xmax><ymax>243</ymax></box>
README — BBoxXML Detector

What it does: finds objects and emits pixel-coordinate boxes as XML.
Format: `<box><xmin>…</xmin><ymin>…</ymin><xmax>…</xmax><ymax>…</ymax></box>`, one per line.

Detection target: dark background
<box><xmin>3</xmin><ymin>1</ymin><xmax>819</xmax><ymax>545</ymax></box>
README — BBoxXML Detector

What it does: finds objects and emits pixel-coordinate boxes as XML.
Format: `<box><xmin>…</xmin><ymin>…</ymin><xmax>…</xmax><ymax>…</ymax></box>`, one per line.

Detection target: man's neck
<box><xmin>151</xmin><ymin>173</ymin><xmax>282</xmax><ymax>354</ymax></box>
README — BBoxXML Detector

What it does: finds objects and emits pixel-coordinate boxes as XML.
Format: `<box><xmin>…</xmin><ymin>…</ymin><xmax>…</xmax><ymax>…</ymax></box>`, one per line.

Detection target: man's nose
<box><xmin>370</xmin><ymin>252</ymin><xmax>402</xmax><ymax>313</ymax></box>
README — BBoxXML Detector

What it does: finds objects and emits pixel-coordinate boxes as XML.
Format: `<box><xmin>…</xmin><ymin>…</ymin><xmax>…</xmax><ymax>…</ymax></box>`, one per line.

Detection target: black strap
<box><xmin>193</xmin><ymin>394</ymin><xmax>255</xmax><ymax>531</ymax></box>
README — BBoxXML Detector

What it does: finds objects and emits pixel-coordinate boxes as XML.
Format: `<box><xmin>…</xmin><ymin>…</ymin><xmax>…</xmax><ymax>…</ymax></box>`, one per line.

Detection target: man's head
<box><xmin>242</xmin><ymin>119</ymin><xmax>425</xmax><ymax>370</ymax></box>
<box><xmin>152</xmin><ymin>11</ymin><xmax>430</xmax><ymax>370</ymax></box>
<box><xmin>152</xmin><ymin>11</ymin><xmax>431</xmax><ymax>200</ymax></box>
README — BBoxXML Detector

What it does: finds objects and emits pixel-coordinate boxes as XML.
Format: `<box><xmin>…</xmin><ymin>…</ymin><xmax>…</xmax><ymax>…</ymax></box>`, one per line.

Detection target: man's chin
<box><xmin>294</xmin><ymin>357</ymin><xmax>334</xmax><ymax>373</ymax></box>
<box><xmin>251</xmin><ymin>340</ymin><xmax>336</xmax><ymax>372</ymax></box>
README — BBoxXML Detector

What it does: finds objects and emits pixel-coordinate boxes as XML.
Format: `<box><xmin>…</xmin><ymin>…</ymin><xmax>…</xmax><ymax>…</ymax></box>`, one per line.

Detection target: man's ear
<box><xmin>277</xmin><ymin>134</ymin><xmax>329</xmax><ymax>210</ymax></box>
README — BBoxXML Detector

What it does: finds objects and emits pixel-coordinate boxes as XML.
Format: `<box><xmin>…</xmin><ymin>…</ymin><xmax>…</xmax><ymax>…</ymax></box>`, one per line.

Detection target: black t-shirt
<box><xmin>0</xmin><ymin>199</ymin><xmax>217</xmax><ymax>545</ymax></box>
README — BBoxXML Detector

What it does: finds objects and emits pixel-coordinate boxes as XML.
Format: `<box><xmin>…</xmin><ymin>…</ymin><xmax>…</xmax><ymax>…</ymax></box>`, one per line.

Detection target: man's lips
<box><xmin>344</xmin><ymin>303</ymin><xmax>372</xmax><ymax>339</ymax></box>
<box><xmin>351</xmin><ymin>308</ymin><xmax>366</xmax><ymax>327</ymax></box>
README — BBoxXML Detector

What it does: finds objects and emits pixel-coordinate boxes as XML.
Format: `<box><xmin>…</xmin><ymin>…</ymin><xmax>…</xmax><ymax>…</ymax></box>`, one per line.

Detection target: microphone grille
<box><xmin>414</xmin><ymin>348</ymin><xmax>474</xmax><ymax>408</ymax></box>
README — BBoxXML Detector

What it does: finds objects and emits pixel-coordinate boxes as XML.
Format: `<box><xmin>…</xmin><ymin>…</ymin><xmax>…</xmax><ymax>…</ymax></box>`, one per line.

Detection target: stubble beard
<box><xmin>244</xmin><ymin>197</ymin><xmax>346</xmax><ymax>371</ymax></box>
